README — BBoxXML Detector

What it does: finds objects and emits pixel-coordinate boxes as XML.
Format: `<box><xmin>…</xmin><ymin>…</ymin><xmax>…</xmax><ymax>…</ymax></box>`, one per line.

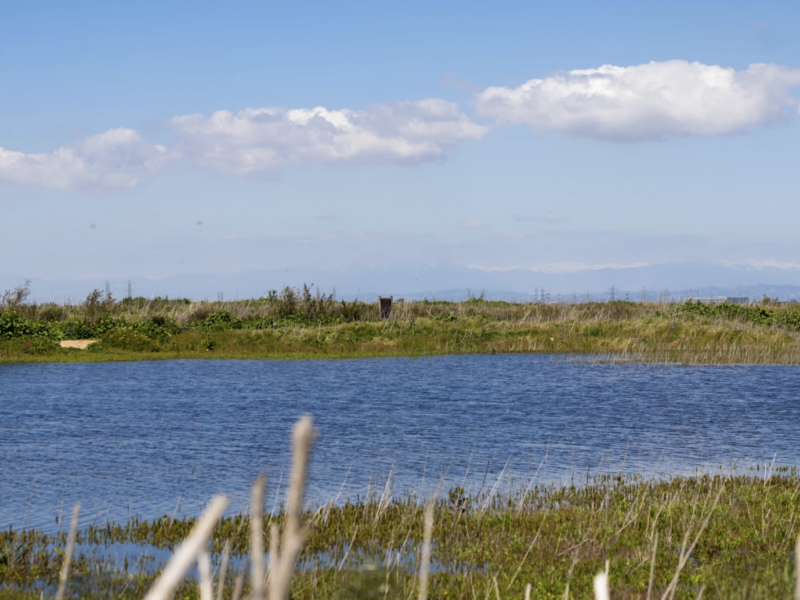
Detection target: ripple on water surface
<box><xmin>1</xmin><ymin>355</ymin><xmax>798</xmax><ymax>530</ymax></box>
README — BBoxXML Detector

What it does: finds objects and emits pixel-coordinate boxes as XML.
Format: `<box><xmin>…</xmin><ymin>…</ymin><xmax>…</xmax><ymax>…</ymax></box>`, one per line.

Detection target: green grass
<box><xmin>3</xmin><ymin>470</ymin><xmax>799</xmax><ymax>599</ymax></box>
<box><xmin>2</xmin><ymin>282</ymin><xmax>800</xmax><ymax>365</ymax></box>
<box><xmin>2</xmin><ymin>306</ymin><xmax>800</xmax><ymax>365</ymax></box>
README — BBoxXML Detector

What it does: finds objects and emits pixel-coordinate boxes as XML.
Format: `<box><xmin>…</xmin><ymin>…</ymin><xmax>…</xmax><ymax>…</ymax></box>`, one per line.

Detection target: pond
<box><xmin>1</xmin><ymin>355</ymin><xmax>798</xmax><ymax>530</ymax></box>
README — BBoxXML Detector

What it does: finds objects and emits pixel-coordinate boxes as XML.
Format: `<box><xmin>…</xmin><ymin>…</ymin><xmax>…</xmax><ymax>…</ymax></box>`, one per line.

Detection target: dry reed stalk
<box><xmin>524</xmin><ymin>583</ymin><xmax>532</xmax><ymax>600</ymax></box>
<box><xmin>198</xmin><ymin>550</ymin><xmax>213</xmax><ymax>600</ymax></box>
<box><xmin>593</xmin><ymin>561</ymin><xmax>610</xmax><ymax>600</ymax></box>
<box><xmin>646</xmin><ymin>532</ymin><xmax>658</xmax><ymax>600</ymax></box>
<box><xmin>55</xmin><ymin>503</ymin><xmax>80</xmax><ymax>600</ymax></box>
<box><xmin>417</xmin><ymin>502</ymin><xmax>434</xmax><ymax>600</ymax></box>
<box><xmin>231</xmin><ymin>570</ymin><xmax>246</xmax><ymax>600</ymax></box>
<box><xmin>145</xmin><ymin>495</ymin><xmax>229</xmax><ymax>600</ymax></box>
<box><xmin>269</xmin><ymin>415</ymin><xmax>316</xmax><ymax>600</ymax></box>
<box><xmin>216</xmin><ymin>541</ymin><xmax>231</xmax><ymax>600</ymax></box>
<box><xmin>795</xmin><ymin>533</ymin><xmax>800</xmax><ymax>600</ymax></box>
<box><xmin>250</xmin><ymin>476</ymin><xmax>266</xmax><ymax>600</ymax></box>
<box><xmin>269</xmin><ymin>523</ymin><xmax>279</xmax><ymax>581</ymax></box>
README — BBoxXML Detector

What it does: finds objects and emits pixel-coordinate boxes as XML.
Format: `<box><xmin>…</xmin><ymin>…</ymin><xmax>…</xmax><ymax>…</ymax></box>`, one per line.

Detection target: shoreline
<box><xmin>3</xmin><ymin>297</ymin><xmax>800</xmax><ymax>365</ymax></box>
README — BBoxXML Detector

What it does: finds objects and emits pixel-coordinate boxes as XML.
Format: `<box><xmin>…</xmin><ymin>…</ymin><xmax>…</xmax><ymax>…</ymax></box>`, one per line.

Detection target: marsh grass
<box><xmin>4</xmin><ymin>468</ymin><xmax>800</xmax><ymax>599</ymax></box>
<box><xmin>2</xmin><ymin>311</ymin><xmax>800</xmax><ymax>365</ymax></box>
<box><xmin>2</xmin><ymin>282</ymin><xmax>800</xmax><ymax>364</ymax></box>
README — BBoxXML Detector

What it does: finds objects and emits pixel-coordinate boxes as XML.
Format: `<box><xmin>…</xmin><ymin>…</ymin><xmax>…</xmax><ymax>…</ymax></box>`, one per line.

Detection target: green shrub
<box><xmin>20</xmin><ymin>338</ymin><xmax>58</xmax><ymax>355</ymax></box>
<box><xmin>51</xmin><ymin>319</ymin><xmax>92</xmax><ymax>340</ymax></box>
<box><xmin>102</xmin><ymin>328</ymin><xmax>160</xmax><ymax>352</ymax></box>
<box><xmin>339</xmin><ymin>300</ymin><xmax>369</xmax><ymax>323</ymax></box>
<box><xmin>197</xmin><ymin>310</ymin><xmax>243</xmax><ymax>331</ymax></box>
<box><xmin>0</xmin><ymin>311</ymin><xmax>52</xmax><ymax>339</ymax></box>
<box><xmin>678</xmin><ymin>300</ymin><xmax>800</xmax><ymax>331</ymax></box>
<box><xmin>135</xmin><ymin>316</ymin><xmax>179</xmax><ymax>341</ymax></box>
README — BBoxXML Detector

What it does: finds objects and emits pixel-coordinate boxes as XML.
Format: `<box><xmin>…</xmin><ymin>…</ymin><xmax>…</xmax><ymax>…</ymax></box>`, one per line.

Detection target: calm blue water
<box><xmin>1</xmin><ymin>355</ymin><xmax>798</xmax><ymax>530</ymax></box>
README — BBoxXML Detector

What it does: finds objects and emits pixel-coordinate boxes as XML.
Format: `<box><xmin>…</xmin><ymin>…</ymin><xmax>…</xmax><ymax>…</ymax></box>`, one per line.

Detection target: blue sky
<box><xmin>3</xmin><ymin>0</ymin><xmax>800</xmax><ymax>298</ymax></box>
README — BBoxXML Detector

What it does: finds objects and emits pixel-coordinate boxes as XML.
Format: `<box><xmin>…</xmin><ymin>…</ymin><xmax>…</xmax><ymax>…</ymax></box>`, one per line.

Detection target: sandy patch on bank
<box><xmin>60</xmin><ymin>340</ymin><xmax>99</xmax><ymax>350</ymax></box>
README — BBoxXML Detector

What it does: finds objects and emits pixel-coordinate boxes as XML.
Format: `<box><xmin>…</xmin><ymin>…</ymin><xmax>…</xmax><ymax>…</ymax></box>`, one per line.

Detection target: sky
<box><xmin>2</xmin><ymin>0</ymin><xmax>800</xmax><ymax>299</ymax></box>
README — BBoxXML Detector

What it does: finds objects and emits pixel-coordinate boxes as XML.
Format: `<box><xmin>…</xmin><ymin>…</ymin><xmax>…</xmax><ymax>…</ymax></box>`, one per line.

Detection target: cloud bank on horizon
<box><xmin>1</xmin><ymin>60</ymin><xmax>799</xmax><ymax>191</ymax></box>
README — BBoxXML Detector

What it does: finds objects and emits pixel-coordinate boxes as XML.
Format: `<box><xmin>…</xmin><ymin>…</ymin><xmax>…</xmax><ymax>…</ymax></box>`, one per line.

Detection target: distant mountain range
<box><xmin>3</xmin><ymin>262</ymin><xmax>800</xmax><ymax>303</ymax></box>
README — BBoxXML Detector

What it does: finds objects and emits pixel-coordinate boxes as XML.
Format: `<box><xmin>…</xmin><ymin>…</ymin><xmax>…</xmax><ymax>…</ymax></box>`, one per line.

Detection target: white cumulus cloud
<box><xmin>169</xmin><ymin>99</ymin><xmax>488</xmax><ymax>174</ymax></box>
<box><xmin>0</xmin><ymin>128</ymin><xmax>175</xmax><ymax>191</ymax></box>
<box><xmin>475</xmin><ymin>61</ymin><xmax>800</xmax><ymax>142</ymax></box>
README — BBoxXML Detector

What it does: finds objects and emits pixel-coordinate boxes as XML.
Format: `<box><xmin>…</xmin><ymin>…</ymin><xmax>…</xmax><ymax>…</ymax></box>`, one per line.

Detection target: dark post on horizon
<box><xmin>379</xmin><ymin>296</ymin><xmax>393</xmax><ymax>319</ymax></box>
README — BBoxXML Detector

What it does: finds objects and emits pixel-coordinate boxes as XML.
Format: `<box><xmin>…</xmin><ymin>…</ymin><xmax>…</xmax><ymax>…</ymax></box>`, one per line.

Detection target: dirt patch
<box><xmin>59</xmin><ymin>340</ymin><xmax>99</xmax><ymax>350</ymax></box>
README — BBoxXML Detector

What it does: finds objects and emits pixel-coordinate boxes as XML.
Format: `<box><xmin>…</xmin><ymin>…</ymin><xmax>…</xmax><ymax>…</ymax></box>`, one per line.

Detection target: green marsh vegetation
<box><xmin>2</xmin><ymin>281</ymin><xmax>800</xmax><ymax>364</ymax></box>
<box><xmin>3</xmin><ymin>417</ymin><xmax>800</xmax><ymax>599</ymax></box>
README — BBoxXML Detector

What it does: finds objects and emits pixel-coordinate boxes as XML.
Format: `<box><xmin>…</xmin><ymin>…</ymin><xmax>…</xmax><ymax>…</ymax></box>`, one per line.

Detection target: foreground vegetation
<box><xmin>2</xmin><ymin>469</ymin><xmax>799</xmax><ymax>599</ymax></box>
<box><xmin>2</xmin><ymin>281</ymin><xmax>800</xmax><ymax>364</ymax></box>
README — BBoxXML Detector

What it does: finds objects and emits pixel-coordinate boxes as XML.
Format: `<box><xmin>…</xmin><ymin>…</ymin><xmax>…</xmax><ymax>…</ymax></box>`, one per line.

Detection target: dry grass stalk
<box><xmin>269</xmin><ymin>415</ymin><xmax>316</xmax><ymax>600</ymax></box>
<box><xmin>417</xmin><ymin>501</ymin><xmax>434</xmax><ymax>600</ymax></box>
<box><xmin>269</xmin><ymin>523</ymin><xmax>279</xmax><ymax>582</ymax></box>
<box><xmin>55</xmin><ymin>503</ymin><xmax>80</xmax><ymax>600</ymax></box>
<box><xmin>250</xmin><ymin>476</ymin><xmax>266</xmax><ymax>600</ymax></box>
<box><xmin>231</xmin><ymin>570</ymin><xmax>246</xmax><ymax>600</ymax></box>
<box><xmin>144</xmin><ymin>495</ymin><xmax>229</xmax><ymax>600</ymax></box>
<box><xmin>198</xmin><ymin>550</ymin><xmax>213</xmax><ymax>600</ymax></box>
<box><xmin>646</xmin><ymin>532</ymin><xmax>658</xmax><ymax>600</ymax></box>
<box><xmin>216</xmin><ymin>541</ymin><xmax>231</xmax><ymax>600</ymax></box>
<box><xmin>795</xmin><ymin>533</ymin><xmax>800</xmax><ymax>600</ymax></box>
<box><xmin>593</xmin><ymin>570</ymin><xmax>610</xmax><ymax>600</ymax></box>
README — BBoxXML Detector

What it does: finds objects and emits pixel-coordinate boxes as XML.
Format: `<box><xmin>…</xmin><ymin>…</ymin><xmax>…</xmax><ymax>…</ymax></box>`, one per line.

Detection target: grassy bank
<box><xmin>2</xmin><ymin>282</ymin><xmax>800</xmax><ymax>364</ymax></box>
<box><xmin>2</xmin><ymin>470</ymin><xmax>798</xmax><ymax>599</ymax></box>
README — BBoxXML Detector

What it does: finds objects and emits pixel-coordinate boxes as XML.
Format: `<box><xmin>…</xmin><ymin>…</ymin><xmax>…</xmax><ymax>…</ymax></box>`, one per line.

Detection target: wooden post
<box><xmin>379</xmin><ymin>296</ymin><xmax>393</xmax><ymax>319</ymax></box>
